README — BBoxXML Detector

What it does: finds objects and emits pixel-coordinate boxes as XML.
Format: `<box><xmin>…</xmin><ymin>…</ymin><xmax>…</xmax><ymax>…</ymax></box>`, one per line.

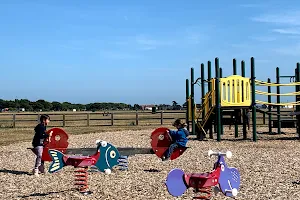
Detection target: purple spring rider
<box><xmin>165</xmin><ymin>150</ymin><xmax>241</xmax><ymax>199</ymax></box>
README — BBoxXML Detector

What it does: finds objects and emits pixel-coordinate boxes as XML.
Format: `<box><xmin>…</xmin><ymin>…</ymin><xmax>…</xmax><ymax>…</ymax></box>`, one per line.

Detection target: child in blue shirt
<box><xmin>162</xmin><ymin>119</ymin><xmax>189</xmax><ymax>161</ymax></box>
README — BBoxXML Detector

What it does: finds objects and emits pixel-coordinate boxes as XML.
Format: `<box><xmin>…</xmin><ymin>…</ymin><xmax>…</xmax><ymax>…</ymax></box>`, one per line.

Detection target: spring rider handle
<box><xmin>208</xmin><ymin>150</ymin><xmax>232</xmax><ymax>159</ymax></box>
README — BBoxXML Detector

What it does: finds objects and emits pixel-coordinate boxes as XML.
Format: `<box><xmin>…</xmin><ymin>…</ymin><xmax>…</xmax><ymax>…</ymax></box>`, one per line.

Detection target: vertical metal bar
<box><xmin>186</xmin><ymin>79</ymin><xmax>190</xmax><ymax>131</ymax></box>
<box><xmin>201</xmin><ymin>64</ymin><xmax>205</xmax><ymax>121</ymax></box>
<box><xmin>296</xmin><ymin>63</ymin><xmax>300</xmax><ymax>138</ymax></box>
<box><xmin>241</xmin><ymin>60</ymin><xmax>247</xmax><ymax>139</ymax></box>
<box><xmin>251</xmin><ymin>57</ymin><xmax>257</xmax><ymax>141</ymax></box>
<box><xmin>207</xmin><ymin>61</ymin><xmax>213</xmax><ymax>139</ymax></box>
<box><xmin>268</xmin><ymin>78</ymin><xmax>272</xmax><ymax>133</ymax></box>
<box><xmin>215</xmin><ymin>58</ymin><xmax>221</xmax><ymax>141</ymax></box>
<box><xmin>276</xmin><ymin>67</ymin><xmax>281</xmax><ymax>134</ymax></box>
<box><xmin>220</xmin><ymin>67</ymin><xmax>223</xmax><ymax>136</ymax></box>
<box><xmin>191</xmin><ymin>68</ymin><xmax>195</xmax><ymax>136</ymax></box>
<box><xmin>233</xmin><ymin>59</ymin><xmax>238</xmax><ymax>138</ymax></box>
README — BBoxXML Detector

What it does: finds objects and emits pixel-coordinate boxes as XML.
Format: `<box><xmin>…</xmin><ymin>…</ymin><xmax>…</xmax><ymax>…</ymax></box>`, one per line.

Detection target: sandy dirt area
<box><xmin>0</xmin><ymin>127</ymin><xmax>300</xmax><ymax>199</ymax></box>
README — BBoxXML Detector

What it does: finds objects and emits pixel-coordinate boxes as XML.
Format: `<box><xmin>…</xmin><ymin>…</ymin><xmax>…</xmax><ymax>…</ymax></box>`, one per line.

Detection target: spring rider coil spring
<box><xmin>118</xmin><ymin>155</ymin><xmax>128</xmax><ymax>171</ymax></box>
<box><xmin>74</xmin><ymin>166</ymin><xmax>89</xmax><ymax>194</ymax></box>
<box><xmin>193</xmin><ymin>188</ymin><xmax>212</xmax><ymax>199</ymax></box>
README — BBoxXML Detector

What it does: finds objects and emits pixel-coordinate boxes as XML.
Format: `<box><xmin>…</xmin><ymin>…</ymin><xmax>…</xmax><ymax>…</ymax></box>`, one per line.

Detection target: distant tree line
<box><xmin>0</xmin><ymin>99</ymin><xmax>185</xmax><ymax>112</ymax></box>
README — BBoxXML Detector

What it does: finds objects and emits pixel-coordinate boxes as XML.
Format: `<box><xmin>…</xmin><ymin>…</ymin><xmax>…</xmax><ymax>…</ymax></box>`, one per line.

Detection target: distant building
<box><xmin>140</xmin><ymin>105</ymin><xmax>157</xmax><ymax>111</ymax></box>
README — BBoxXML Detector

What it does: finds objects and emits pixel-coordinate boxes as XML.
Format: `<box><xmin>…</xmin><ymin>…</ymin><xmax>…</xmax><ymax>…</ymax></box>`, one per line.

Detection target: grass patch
<box><xmin>0</xmin><ymin>125</ymin><xmax>174</xmax><ymax>146</ymax></box>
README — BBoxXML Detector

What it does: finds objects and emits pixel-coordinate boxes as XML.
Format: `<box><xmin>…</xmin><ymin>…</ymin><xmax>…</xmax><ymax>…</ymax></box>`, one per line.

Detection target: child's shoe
<box><xmin>32</xmin><ymin>169</ymin><xmax>39</xmax><ymax>176</ymax></box>
<box><xmin>38</xmin><ymin>165</ymin><xmax>45</xmax><ymax>174</ymax></box>
<box><xmin>161</xmin><ymin>156</ymin><xmax>170</xmax><ymax>161</ymax></box>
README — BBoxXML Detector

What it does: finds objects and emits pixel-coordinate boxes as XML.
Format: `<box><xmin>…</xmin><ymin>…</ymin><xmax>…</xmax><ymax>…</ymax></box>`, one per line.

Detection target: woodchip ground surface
<box><xmin>0</xmin><ymin>126</ymin><xmax>300</xmax><ymax>200</ymax></box>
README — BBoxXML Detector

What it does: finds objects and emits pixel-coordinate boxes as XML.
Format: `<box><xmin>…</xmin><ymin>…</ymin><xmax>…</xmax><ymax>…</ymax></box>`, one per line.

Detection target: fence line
<box><xmin>0</xmin><ymin>110</ymin><xmax>277</xmax><ymax>128</ymax></box>
<box><xmin>0</xmin><ymin>111</ymin><xmax>186</xmax><ymax>128</ymax></box>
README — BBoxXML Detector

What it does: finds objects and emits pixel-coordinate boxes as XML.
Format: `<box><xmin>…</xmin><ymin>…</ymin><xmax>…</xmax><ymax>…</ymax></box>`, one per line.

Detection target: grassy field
<box><xmin>0</xmin><ymin>108</ymin><xmax>291</xmax><ymax>127</ymax></box>
<box><xmin>0</xmin><ymin>110</ymin><xmax>186</xmax><ymax>128</ymax></box>
<box><xmin>0</xmin><ymin>110</ymin><xmax>184</xmax><ymax>146</ymax></box>
<box><xmin>0</xmin><ymin>109</ymin><xmax>294</xmax><ymax>146</ymax></box>
<box><xmin>0</xmin><ymin>125</ymin><xmax>177</xmax><ymax>146</ymax></box>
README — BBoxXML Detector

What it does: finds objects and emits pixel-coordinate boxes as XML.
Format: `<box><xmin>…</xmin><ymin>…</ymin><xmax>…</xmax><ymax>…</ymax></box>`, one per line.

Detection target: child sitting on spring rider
<box><xmin>161</xmin><ymin>119</ymin><xmax>189</xmax><ymax>161</ymax></box>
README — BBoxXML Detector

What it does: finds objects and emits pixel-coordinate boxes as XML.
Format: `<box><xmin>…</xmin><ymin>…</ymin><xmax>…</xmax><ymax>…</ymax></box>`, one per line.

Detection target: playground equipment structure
<box><xmin>185</xmin><ymin>57</ymin><xmax>300</xmax><ymax>141</ymax></box>
<box><xmin>64</xmin><ymin>127</ymin><xmax>188</xmax><ymax>161</ymax></box>
<box><xmin>28</xmin><ymin>127</ymin><xmax>188</xmax><ymax>163</ymax></box>
<box><xmin>28</xmin><ymin>127</ymin><xmax>189</xmax><ymax>194</ymax></box>
<box><xmin>165</xmin><ymin>150</ymin><xmax>240</xmax><ymax>199</ymax></box>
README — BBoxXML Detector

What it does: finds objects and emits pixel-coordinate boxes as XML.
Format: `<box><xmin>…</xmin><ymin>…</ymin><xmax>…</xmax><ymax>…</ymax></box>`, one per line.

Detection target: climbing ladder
<box><xmin>195</xmin><ymin>90</ymin><xmax>215</xmax><ymax>135</ymax></box>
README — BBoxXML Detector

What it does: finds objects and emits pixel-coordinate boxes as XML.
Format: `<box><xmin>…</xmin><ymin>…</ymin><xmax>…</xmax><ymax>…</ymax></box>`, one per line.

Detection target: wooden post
<box><xmin>37</xmin><ymin>113</ymin><xmax>40</xmax><ymax>122</ymax></box>
<box><xmin>111</xmin><ymin>113</ymin><xmax>114</xmax><ymax>126</ymax></box>
<box><xmin>160</xmin><ymin>111</ymin><xmax>164</xmax><ymax>125</ymax></box>
<box><xmin>136</xmin><ymin>111</ymin><xmax>139</xmax><ymax>125</ymax></box>
<box><xmin>87</xmin><ymin>113</ymin><xmax>90</xmax><ymax>126</ymax></box>
<box><xmin>13</xmin><ymin>114</ymin><xmax>16</xmax><ymax>128</ymax></box>
<box><xmin>63</xmin><ymin>114</ymin><xmax>66</xmax><ymax>127</ymax></box>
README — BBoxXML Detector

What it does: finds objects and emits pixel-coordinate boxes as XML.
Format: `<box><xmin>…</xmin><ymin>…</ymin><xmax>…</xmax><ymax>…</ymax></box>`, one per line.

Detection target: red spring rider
<box><xmin>29</xmin><ymin>127</ymin><xmax>69</xmax><ymax>162</ymax></box>
<box><xmin>165</xmin><ymin>150</ymin><xmax>240</xmax><ymax>199</ymax></box>
<box><xmin>151</xmin><ymin>126</ymin><xmax>189</xmax><ymax>160</ymax></box>
<box><xmin>41</xmin><ymin>128</ymin><xmax>69</xmax><ymax>161</ymax></box>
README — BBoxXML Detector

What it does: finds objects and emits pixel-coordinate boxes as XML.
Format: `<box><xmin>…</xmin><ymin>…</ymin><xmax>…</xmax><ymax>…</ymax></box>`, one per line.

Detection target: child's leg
<box><xmin>34</xmin><ymin>146</ymin><xmax>43</xmax><ymax>170</ymax></box>
<box><xmin>163</xmin><ymin>143</ymin><xmax>179</xmax><ymax>160</ymax></box>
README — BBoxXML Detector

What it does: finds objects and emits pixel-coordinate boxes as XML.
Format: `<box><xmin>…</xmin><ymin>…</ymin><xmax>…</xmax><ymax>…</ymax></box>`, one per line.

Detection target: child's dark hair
<box><xmin>40</xmin><ymin>114</ymin><xmax>50</xmax><ymax>122</ymax></box>
<box><xmin>172</xmin><ymin>118</ymin><xmax>187</xmax><ymax>128</ymax></box>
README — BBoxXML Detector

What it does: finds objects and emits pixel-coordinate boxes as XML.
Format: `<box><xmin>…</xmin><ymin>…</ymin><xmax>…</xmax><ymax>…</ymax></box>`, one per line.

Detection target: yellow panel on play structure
<box><xmin>219</xmin><ymin>75</ymin><xmax>251</xmax><ymax>107</ymax></box>
<box><xmin>187</xmin><ymin>97</ymin><xmax>197</xmax><ymax>120</ymax></box>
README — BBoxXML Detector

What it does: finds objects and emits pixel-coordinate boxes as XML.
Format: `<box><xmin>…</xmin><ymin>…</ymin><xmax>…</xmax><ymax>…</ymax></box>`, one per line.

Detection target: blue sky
<box><xmin>1</xmin><ymin>0</ymin><xmax>300</xmax><ymax>105</ymax></box>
